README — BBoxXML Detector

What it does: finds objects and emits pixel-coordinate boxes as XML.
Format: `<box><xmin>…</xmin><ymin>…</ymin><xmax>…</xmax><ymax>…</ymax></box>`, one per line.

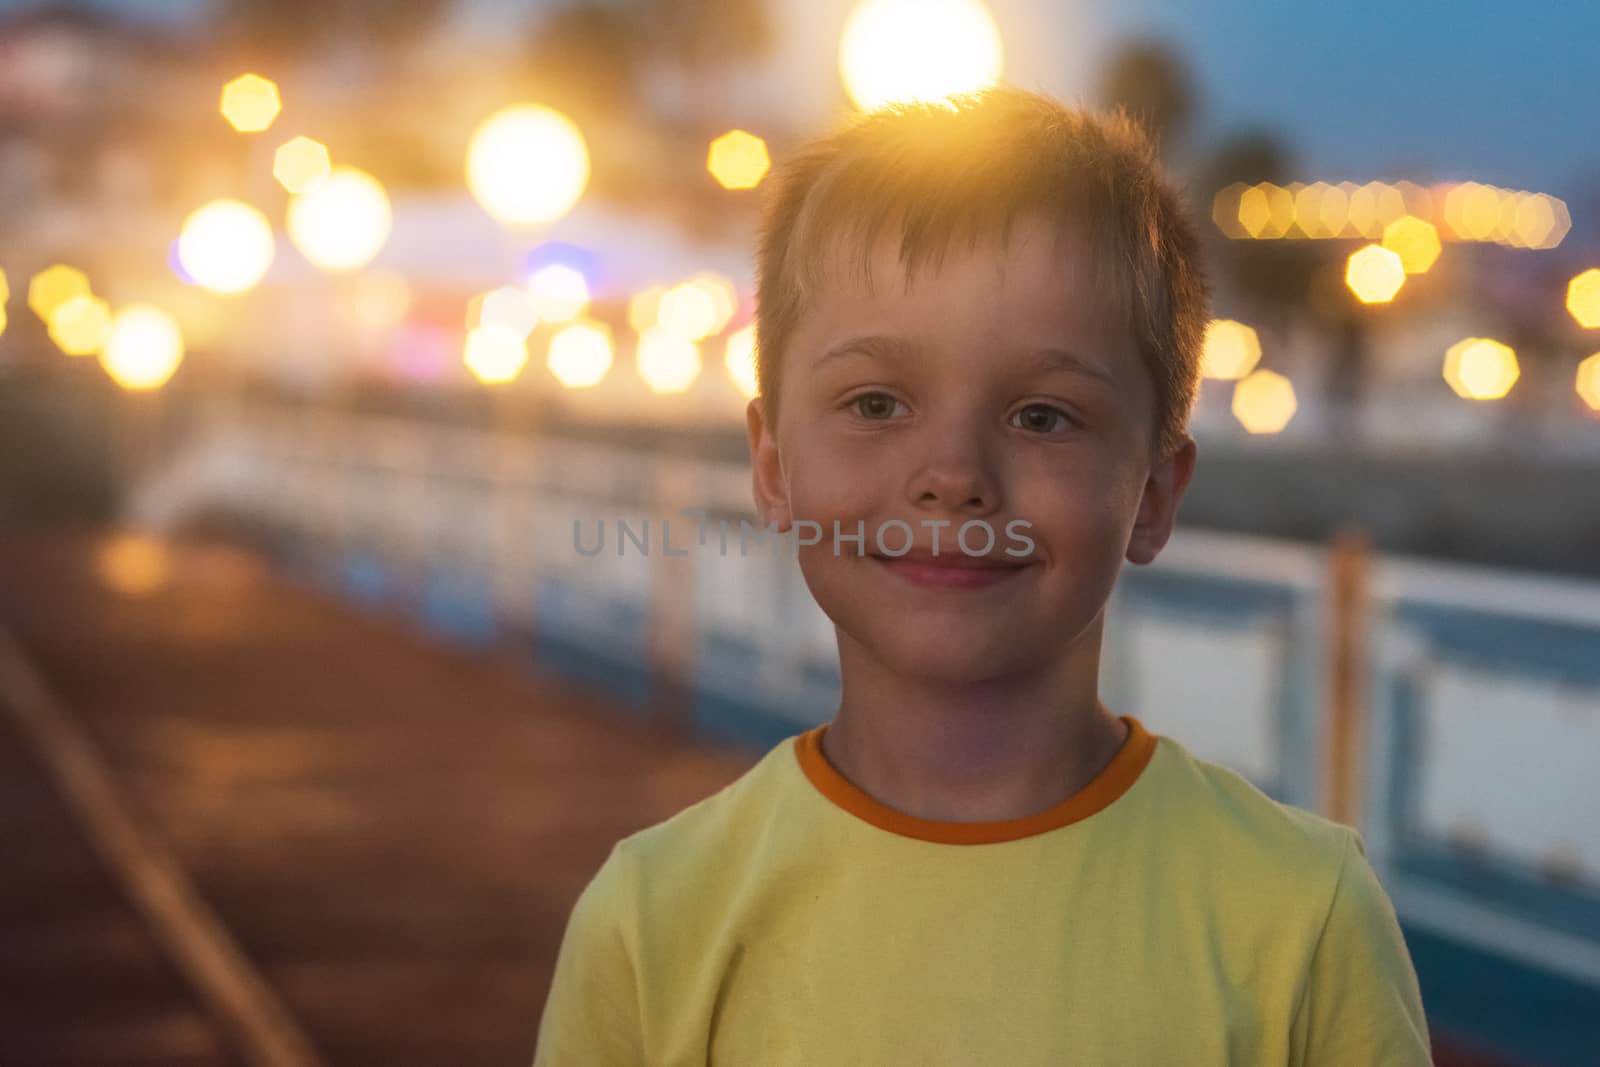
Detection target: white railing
<box><xmin>129</xmin><ymin>398</ymin><xmax>1600</xmax><ymax>995</ymax></box>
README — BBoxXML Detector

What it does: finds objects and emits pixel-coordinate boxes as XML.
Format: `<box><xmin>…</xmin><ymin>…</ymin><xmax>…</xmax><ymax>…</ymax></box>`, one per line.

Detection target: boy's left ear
<box><xmin>1126</xmin><ymin>434</ymin><xmax>1197</xmax><ymax>566</ymax></box>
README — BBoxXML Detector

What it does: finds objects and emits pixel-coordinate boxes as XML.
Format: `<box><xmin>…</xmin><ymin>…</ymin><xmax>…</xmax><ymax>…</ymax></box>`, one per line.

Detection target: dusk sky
<box><xmin>19</xmin><ymin>0</ymin><xmax>1600</xmax><ymax>201</ymax></box>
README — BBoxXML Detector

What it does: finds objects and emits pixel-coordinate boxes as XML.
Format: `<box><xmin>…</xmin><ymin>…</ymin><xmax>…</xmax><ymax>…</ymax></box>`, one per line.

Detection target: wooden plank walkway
<box><xmin>0</xmin><ymin>527</ymin><xmax>754</xmax><ymax>1066</ymax></box>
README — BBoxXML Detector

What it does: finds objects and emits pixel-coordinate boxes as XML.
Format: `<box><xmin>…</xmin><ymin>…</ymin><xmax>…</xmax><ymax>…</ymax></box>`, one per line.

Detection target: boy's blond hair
<box><xmin>754</xmin><ymin>85</ymin><xmax>1210</xmax><ymax>463</ymax></box>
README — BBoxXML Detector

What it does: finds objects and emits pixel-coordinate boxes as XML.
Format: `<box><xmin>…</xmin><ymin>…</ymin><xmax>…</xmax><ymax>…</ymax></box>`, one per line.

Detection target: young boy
<box><xmin>533</xmin><ymin>86</ymin><xmax>1432</xmax><ymax>1065</ymax></box>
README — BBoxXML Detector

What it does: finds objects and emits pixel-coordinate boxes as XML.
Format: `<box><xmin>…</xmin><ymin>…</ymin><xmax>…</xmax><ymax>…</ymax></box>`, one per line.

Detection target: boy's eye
<box><xmin>1011</xmin><ymin>403</ymin><xmax>1075</xmax><ymax>433</ymax></box>
<box><xmin>851</xmin><ymin>392</ymin><xmax>907</xmax><ymax>420</ymax></box>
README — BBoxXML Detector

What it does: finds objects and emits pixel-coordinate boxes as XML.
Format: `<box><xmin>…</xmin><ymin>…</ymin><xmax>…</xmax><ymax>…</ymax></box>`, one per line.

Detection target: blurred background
<box><xmin>0</xmin><ymin>0</ymin><xmax>1596</xmax><ymax>1064</ymax></box>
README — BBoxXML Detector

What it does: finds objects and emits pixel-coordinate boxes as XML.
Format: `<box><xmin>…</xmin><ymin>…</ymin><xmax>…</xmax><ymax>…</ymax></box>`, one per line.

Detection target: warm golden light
<box><xmin>725</xmin><ymin>324</ymin><xmax>759</xmax><ymax>399</ymax></box>
<box><xmin>1294</xmin><ymin>182</ymin><xmax>1332</xmax><ymax>238</ymax></box>
<box><xmin>463</xmin><ymin>324</ymin><xmax>529</xmax><ymax>384</ymax></box>
<box><xmin>658</xmin><ymin>281</ymin><xmax>720</xmax><ymax>342</ymax></box>
<box><xmin>475</xmin><ymin>285</ymin><xmax>540</xmax><ymax>339</ymax></box>
<box><xmin>1232</xmin><ymin>369</ymin><xmax>1297</xmax><ymax>434</ymax></box>
<box><xmin>1577</xmin><ymin>353</ymin><xmax>1600</xmax><ymax>413</ymax></box>
<box><xmin>708</xmin><ymin>130</ymin><xmax>771</xmax><ymax>190</ymax></box>
<box><xmin>1228</xmin><ymin>187</ymin><xmax>1267</xmax><ymax>238</ymax></box>
<box><xmin>839</xmin><ymin>0</ymin><xmax>1004</xmax><ymax>112</ymax></box>
<box><xmin>466</xmin><ymin>104</ymin><xmax>589</xmax><ymax>225</ymax></box>
<box><xmin>1462</xmin><ymin>183</ymin><xmax>1501</xmax><ymax>241</ymax></box>
<box><xmin>1200</xmin><ymin>319</ymin><xmax>1261</xmax><ymax>381</ymax></box>
<box><xmin>1212</xmin><ymin>184</ymin><xmax>1248</xmax><ymax>239</ymax></box>
<box><xmin>100</xmin><ymin>304</ymin><xmax>184</xmax><ymax>390</ymax></box>
<box><xmin>178</xmin><ymin>199</ymin><xmax>275</xmax><ymax>293</ymax></box>
<box><xmin>637</xmin><ymin>327</ymin><xmax>702</xmax><ymax>394</ymax></box>
<box><xmin>1346</xmin><ymin>183</ymin><xmax>1380</xmax><ymax>237</ymax></box>
<box><xmin>1566</xmin><ymin>269</ymin><xmax>1600</xmax><ymax>328</ymax></box>
<box><xmin>1345</xmin><ymin>244</ymin><xmax>1406</xmax><ymax>304</ymax></box>
<box><xmin>527</xmin><ymin>264</ymin><xmax>589</xmax><ymax>323</ymax></box>
<box><xmin>1381</xmin><ymin>216</ymin><xmax>1441</xmax><ymax>274</ymax></box>
<box><xmin>48</xmin><ymin>294</ymin><xmax>112</xmax><ymax>356</ymax></box>
<box><xmin>691</xmin><ymin>272</ymin><xmax>738</xmax><ymax>335</ymax></box>
<box><xmin>273</xmin><ymin>136</ymin><xmax>332</xmax><ymax>193</ymax></box>
<box><xmin>28</xmin><ymin>264</ymin><xmax>91</xmax><ymax>323</ymax></box>
<box><xmin>97</xmin><ymin>535</ymin><xmax>170</xmax><ymax>597</ymax></box>
<box><xmin>547</xmin><ymin>320</ymin><xmax>614</xmax><ymax>388</ymax></box>
<box><xmin>628</xmin><ymin>284</ymin><xmax>667</xmax><ymax>333</ymax></box>
<box><xmin>1443</xmin><ymin>338</ymin><xmax>1519</xmax><ymax>400</ymax></box>
<box><xmin>286</xmin><ymin>166</ymin><xmax>392</xmax><ymax>271</ymax></box>
<box><xmin>220</xmin><ymin>73</ymin><xmax>281</xmax><ymax>133</ymax></box>
<box><xmin>348</xmin><ymin>272</ymin><xmax>411</xmax><ymax>333</ymax></box>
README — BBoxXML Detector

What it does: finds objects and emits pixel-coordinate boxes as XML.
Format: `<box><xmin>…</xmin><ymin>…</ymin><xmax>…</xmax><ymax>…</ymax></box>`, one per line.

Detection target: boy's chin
<box><xmin>859</xmin><ymin>627</ymin><xmax>1031</xmax><ymax>687</ymax></box>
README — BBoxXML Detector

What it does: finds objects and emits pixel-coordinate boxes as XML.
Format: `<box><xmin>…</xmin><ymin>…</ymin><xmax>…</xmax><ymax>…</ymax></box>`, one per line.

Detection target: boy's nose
<box><xmin>906</xmin><ymin>426</ymin><xmax>1001</xmax><ymax>515</ymax></box>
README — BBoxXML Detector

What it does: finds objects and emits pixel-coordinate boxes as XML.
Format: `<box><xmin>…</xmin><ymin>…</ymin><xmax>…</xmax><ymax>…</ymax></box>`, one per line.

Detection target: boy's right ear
<box><xmin>745</xmin><ymin>396</ymin><xmax>792</xmax><ymax>532</ymax></box>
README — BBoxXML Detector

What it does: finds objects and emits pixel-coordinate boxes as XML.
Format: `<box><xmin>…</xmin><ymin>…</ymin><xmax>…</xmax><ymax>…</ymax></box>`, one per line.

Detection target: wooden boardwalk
<box><xmin>0</xmin><ymin>527</ymin><xmax>754</xmax><ymax>1066</ymax></box>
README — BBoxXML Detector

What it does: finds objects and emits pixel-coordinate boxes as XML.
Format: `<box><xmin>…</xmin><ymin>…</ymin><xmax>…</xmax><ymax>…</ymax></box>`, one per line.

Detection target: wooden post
<box><xmin>648</xmin><ymin>457</ymin><xmax>698</xmax><ymax>741</ymax></box>
<box><xmin>1324</xmin><ymin>526</ymin><xmax>1371</xmax><ymax>826</ymax></box>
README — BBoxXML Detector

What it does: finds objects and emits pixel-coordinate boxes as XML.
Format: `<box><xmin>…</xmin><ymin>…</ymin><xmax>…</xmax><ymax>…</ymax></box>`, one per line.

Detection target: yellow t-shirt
<box><xmin>533</xmin><ymin>716</ymin><xmax>1432</xmax><ymax>1066</ymax></box>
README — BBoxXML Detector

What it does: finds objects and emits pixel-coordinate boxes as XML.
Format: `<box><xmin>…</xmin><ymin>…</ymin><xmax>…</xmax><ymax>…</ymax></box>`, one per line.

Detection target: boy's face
<box><xmin>747</xmin><ymin>213</ymin><xmax>1196</xmax><ymax>686</ymax></box>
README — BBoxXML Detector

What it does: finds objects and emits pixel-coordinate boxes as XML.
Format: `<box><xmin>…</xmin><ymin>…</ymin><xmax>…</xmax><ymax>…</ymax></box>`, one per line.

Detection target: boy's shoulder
<box><xmin>602</xmin><ymin>731</ymin><xmax>806</xmax><ymax>883</ymax></box>
<box><xmin>1141</xmin><ymin>731</ymin><xmax>1364</xmax><ymax>885</ymax></box>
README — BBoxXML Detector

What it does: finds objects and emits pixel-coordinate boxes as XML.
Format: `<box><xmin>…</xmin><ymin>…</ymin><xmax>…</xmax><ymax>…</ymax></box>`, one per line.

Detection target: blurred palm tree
<box><xmin>1095</xmin><ymin>37</ymin><xmax>1197</xmax><ymax>159</ymax></box>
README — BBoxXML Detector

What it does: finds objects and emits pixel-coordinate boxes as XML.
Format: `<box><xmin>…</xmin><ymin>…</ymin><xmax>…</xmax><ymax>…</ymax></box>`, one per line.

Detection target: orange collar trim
<box><xmin>793</xmin><ymin>715</ymin><xmax>1157</xmax><ymax>845</ymax></box>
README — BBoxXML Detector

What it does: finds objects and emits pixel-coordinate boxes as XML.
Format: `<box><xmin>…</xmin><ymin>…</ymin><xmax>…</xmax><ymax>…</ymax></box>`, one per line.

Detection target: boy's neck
<box><xmin>820</xmin><ymin>621</ymin><xmax>1127</xmax><ymax>825</ymax></box>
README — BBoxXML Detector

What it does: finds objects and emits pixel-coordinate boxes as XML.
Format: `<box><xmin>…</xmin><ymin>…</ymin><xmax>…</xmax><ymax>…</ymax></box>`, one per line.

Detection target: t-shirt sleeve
<box><xmin>1291</xmin><ymin>828</ymin><xmax>1433</xmax><ymax>1066</ymax></box>
<box><xmin>532</xmin><ymin>843</ymin><xmax>644</xmax><ymax>1067</ymax></box>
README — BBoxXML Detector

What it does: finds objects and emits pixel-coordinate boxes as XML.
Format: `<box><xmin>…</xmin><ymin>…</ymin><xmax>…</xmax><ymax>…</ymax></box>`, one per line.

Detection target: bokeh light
<box><xmin>1566</xmin><ymin>269</ymin><xmax>1600</xmax><ymax>328</ymax></box>
<box><xmin>1577</xmin><ymin>354</ymin><xmax>1600</xmax><ymax>413</ymax></box>
<box><xmin>463</xmin><ymin>324</ymin><xmax>529</xmax><ymax>384</ymax></box>
<box><xmin>178</xmin><ymin>199</ymin><xmax>275</xmax><ymax>293</ymax></box>
<box><xmin>97</xmin><ymin>535</ymin><xmax>171</xmax><ymax>598</ymax></box>
<box><xmin>725</xmin><ymin>324</ymin><xmax>759</xmax><ymax>399</ymax></box>
<box><xmin>474</xmin><ymin>285</ymin><xmax>540</xmax><ymax>340</ymax></box>
<box><xmin>1200</xmin><ymin>319</ymin><xmax>1262</xmax><ymax>380</ymax></box>
<box><xmin>1443</xmin><ymin>338</ymin><xmax>1519</xmax><ymax>400</ymax></box>
<box><xmin>1381</xmin><ymin>216</ymin><xmax>1441</xmax><ymax>274</ymax></box>
<box><xmin>1345</xmin><ymin>244</ymin><xmax>1406</xmax><ymax>303</ymax></box>
<box><xmin>527</xmin><ymin>264</ymin><xmax>589</xmax><ymax>323</ymax></box>
<box><xmin>839</xmin><ymin>0</ymin><xmax>1004</xmax><ymax>112</ymax></box>
<box><xmin>287</xmin><ymin>166</ymin><xmax>392</xmax><ymax>271</ymax></box>
<box><xmin>466</xmin><ymin>104</ymin><xmax>590</xmax><ymax>225</ymax></box>
<box><xmin>658</xmin><ymin>280</ymin><xmax>720</xmax><ymax>342</ymax></box>
<box><xmin>273</xmin><ymin>136</ymin><xmax>332</xmax><ymax>193</ymax></box>
<box><xmin>637</xmin><ymin>327</ymin><xmax>702</xmax><ymax>394</ymax></box>
<box><xmin>100</xmin><ymin>304</ymin><xmax>184</xmax><ymax>390</ymax></box>
<box><xmin>547</xmin><ymin>320</ymin><xmax>614</xmax><ymax>388</ymax></box>
<box><xmin>628</xmin><ymin>284</ymin><xmax>668</xmax><ymax>333</ymax></box>
<box><xmin>48</xmin><ymin>294</ymin><xmax>113</xmax><ymax>356</ymax></box>
<box><xmin>1212</xmin><ymin>183</ymin><xmax>1248</xmax><ymax>239</ymax></box>
<box><xmin>1232</xmin><ymin>369</ymin><xmax>1297</xmax><ymax>434</ymax></box>
<box><xmin>28</xmin><ymin>264</ymin><xmax>91</xmax><ymax>323</ymax></box>
<box><xmin>708</xmin><ymin>130</ymin><xmax>771</xmax><ymax>190</ymax></box>
<box><xmin>220</xmin><ymin>73</ymin><xmax>281</xmax><ymax>133</ymax></box>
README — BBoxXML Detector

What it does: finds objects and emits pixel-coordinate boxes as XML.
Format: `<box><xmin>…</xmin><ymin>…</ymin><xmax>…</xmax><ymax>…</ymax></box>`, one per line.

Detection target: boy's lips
<box><xmin>867</xmin><ymin>548</ymin><xmax>1035</xmax><ymax>590</ymax></box>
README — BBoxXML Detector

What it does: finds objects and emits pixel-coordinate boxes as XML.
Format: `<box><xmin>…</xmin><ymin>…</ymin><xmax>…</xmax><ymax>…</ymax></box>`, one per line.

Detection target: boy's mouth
<box><xmin>867</xmin><ymin>548</ymin><xmax>1034</xmax><ymax>590</ymax></box>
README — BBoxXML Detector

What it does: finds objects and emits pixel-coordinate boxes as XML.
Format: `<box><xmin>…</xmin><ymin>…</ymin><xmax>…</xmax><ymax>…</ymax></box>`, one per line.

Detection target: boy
<box><xmin>533</xmin><ymin>86</ymin><xmax>1431</xmax><ymax>1065</ymax></box>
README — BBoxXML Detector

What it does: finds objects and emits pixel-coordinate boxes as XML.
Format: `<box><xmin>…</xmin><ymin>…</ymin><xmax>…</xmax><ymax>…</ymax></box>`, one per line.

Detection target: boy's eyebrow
<box><xmin>818</xmin><ymin>335</ymin><xmax>1114</xmax><ymax>387</ymax></box>
<box><xmin>1020</xmin><ymin>346</ymin><xmax>1117</xmax><ymax>387</ymax></box>
<box><xmin>816</xmin><ymin>334</ymin><xmax>922</xmax><ymax>367</ymax></box>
